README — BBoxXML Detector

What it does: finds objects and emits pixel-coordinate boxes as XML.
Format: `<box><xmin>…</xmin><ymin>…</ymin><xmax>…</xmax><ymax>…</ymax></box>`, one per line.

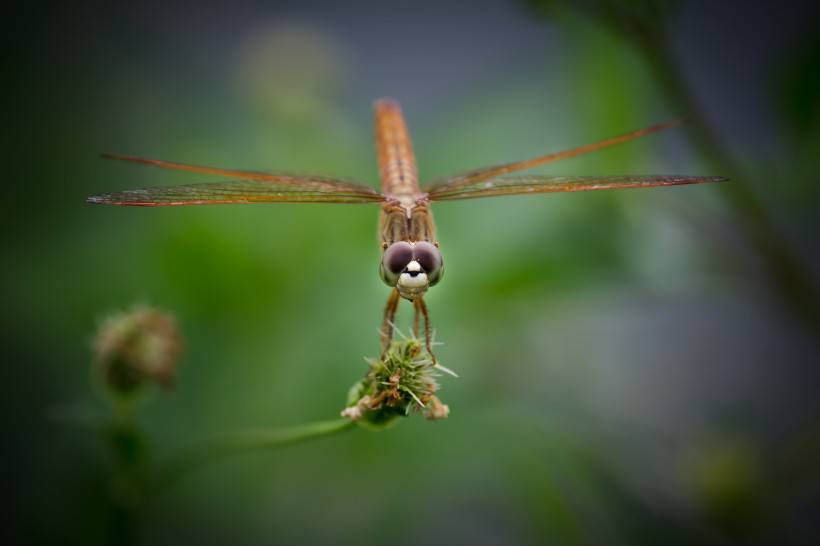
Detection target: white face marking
<box><xmin>398</xmin><ymin>272</ymin><xmax>428</xmax><ymax>289</ymax></box>
<box><xmin>406</xmin><ymin>260</ymin><xmax>421</xmax><ymax>272</ymax></box>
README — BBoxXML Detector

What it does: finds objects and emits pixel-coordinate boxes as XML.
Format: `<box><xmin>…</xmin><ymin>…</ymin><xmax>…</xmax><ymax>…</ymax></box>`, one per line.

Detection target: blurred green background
<box><xmin>7</xmin><ymin>0</ymin><xmax>820</xmax><ymax>544</ymax></box>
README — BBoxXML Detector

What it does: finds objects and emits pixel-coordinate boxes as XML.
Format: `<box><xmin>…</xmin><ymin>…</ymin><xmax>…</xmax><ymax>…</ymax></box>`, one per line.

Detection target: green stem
<box><xmin>105</xmin><ymin>409</ymin><xmax>148</xmax><ymax>546</ymax></box>
<box><xmin>153</xmin><ymin>418</ymin><xmax>355</xmax><ymax>492</ymax></box>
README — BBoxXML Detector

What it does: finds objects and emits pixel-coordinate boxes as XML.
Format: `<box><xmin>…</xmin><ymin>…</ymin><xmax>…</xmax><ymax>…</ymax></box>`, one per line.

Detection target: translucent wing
<box><xmin>425</xmin><ymin>120</ymin><xmax>683</xmax><ymax>193</ymax></box>
<box><xmin>428</xmin><ymin>174</ymin><xmax>727</xmax><ymax>201</ymax></box>
<box><xmin>101</xmin><ymin>153</ymin><xmax>293</xmax><ymax>180</ymax></box>
<box><xmin>88</xmin><ymin>180</ymin><xmax>385</xmax><ymax>206</ymax></box>
<box><xmin>89</xmin><ymin>154</ymin><xmax>384</xmax><ymax>206</ymax></box>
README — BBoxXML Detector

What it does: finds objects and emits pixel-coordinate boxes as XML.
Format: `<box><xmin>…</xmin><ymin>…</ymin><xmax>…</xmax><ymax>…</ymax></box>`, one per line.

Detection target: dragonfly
<box><xmin>88</xmin><ymin>99</ymin><xmax>725</xmax><ymax>360</ymax></box>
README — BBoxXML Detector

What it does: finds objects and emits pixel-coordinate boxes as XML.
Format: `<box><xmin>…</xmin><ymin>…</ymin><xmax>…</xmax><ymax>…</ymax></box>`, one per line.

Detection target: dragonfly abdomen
<box><xmin>374</xmin><ymin>99</ymin><xmax>420</xmax><ymax>199</ymax></box>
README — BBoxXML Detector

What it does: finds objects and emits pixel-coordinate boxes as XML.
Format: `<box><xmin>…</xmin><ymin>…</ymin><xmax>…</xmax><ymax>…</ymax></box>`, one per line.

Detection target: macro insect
<box><xmin>88</xmin><ymin>99</ymin><xmax>725</xmax><ymax>360</ymax></box>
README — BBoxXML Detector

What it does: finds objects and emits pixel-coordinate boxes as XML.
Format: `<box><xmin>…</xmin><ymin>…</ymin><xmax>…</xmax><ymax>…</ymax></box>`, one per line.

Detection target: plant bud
<box><xmin>342</xmin><ymin>335</ymin><xmax>454</xmax><ymax>427</ymax></box>
<box><xmin>94</xmin><ymin>305</ymin><xmax>184</xmax><ymax>396</ymax></box>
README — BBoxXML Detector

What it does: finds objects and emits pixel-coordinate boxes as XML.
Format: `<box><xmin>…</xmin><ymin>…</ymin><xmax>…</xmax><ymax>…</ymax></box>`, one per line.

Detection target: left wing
<box><xmin>87</xmin><ymin>179</ymin><xmax>385</xmax><ymax>206</ymax></box>
<box><xmin>427</xmin><ymin>175</ymin><xmax>726</xmax><ymax>201</ymax></box>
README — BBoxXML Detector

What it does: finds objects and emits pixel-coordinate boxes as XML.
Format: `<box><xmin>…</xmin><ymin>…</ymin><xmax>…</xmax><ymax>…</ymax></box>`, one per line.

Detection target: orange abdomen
<box><xmin>374</xmin><ymin>99</ymin><xmax>420</xmax><ymax>198</ymax></box>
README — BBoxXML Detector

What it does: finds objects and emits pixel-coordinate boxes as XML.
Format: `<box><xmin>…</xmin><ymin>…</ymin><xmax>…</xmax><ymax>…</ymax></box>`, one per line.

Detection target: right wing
<box><xmin>87</xmin><ymin>179</ymin><xmax>385</xmax><ymax>206</ymax></box>
<box><xmin>89</xmin><ymin>154</ymin><xmax>384</xmax><ymax>206</ymax></box>
<box><xmin>424</xmin><ymin>119</ymin><xmax>683</xmax><ymax>194</ymax></box>
<box><xmin>427</xmin><ymin>174</ymin><xmax>726</xmax><ymax>201</ymax></box>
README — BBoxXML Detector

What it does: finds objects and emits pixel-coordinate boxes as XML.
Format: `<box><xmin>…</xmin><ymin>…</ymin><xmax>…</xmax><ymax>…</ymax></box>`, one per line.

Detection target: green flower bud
<box><xmin>342</xmin><ymin>335</ymin><xmax>455</xmax><ymax>427</ymax></box>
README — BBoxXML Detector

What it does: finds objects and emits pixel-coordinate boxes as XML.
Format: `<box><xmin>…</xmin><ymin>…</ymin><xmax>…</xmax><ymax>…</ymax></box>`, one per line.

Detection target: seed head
<box><xmin>94</xmin><ymin>305</ymin><xmax>184</xmax><ymax>396</ymax></box>
<box><xmin>342</xmin><ymin>336</ymin><xmax>454</xmax><ymax>428</ymax></box>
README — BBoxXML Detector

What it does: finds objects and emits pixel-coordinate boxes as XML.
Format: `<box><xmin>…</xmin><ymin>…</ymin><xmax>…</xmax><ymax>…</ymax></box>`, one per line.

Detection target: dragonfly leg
<box><xmin>416</xmin><ymin>296</ymin><xmax>436</xmax><ymax>363</ymax></box>
<box><xmin>412</xmin><ymin>298</ymin><xmax>421</xmax><ymax>338</ymax></box>
<box><xmin>380</xmin><ymin>288</ymin><xmax>401</xmax><ymax>354</ymax></box>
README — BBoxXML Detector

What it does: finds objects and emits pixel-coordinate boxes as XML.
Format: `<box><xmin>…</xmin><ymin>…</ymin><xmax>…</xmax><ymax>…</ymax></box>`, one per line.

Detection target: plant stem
<box><xmin>105</xmin><ymin>406</ymin><xmax>148</xmax><ymax>546</ymax></box>
<box><xmin>637</xmin><ymin>28</ymin><xmax>820</xmax><ymax>332</ymax></box>
<box><xmin>153</xmin><ymin>418</ymin><xmax>355</xmax><ymax>492</ymax></box>
<box><xmin>553</xmin><ymin>3</ymin><xmax>820</xmax><ymax>332</ymax></box>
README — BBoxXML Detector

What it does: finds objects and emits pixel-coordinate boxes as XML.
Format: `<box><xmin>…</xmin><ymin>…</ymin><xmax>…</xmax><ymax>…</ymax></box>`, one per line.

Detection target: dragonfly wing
<box><xmin>101</xmin><ymin>153</ymin><xmax>379</xmax><ymax>194</ymax></box>
<box><xmin>88</xmin><ymin>179</ymin><xmax>385</xmax><ymax>206</ymax></box>
<box><xmin>103</xmin><ymin>153</ymin><xmax>278</xmax><ymax>179</ymax></box>
<box><xmin>428</xmin><ymin>175</ymin><xmax>727</xmax><ymax>201</ymax></box>
<box><xmin>424</xmin><ymin>119</ymin><xmax>683</xmax><ymax>194</ymax></box>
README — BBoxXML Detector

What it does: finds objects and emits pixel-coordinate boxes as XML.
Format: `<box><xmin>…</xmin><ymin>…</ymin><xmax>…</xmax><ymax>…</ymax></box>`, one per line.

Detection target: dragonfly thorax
<box><xmin>384</xmin><ymin>194</ymin><xmax>418</xmax><ymax>217</ymax></box>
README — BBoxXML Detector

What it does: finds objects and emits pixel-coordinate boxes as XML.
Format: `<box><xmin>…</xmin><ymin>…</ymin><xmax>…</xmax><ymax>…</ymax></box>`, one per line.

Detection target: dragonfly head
<box><xmin>380</xmin><ymin>241</ymin><xmax>444</xmax><ymax>300</ymax></box>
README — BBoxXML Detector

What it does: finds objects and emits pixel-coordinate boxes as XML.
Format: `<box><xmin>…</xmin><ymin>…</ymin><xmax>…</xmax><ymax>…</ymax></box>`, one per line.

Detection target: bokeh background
<box><xmin>7</xmin><ymin>0</ymin><xmax>820</xmax><ymax>544</ymax></box>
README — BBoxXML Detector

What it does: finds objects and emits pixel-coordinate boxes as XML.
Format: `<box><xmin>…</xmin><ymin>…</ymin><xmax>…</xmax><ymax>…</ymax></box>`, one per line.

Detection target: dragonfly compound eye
<box><xmin>380</xmin><ymin>241</ymin><xmax>414</xmax><ymax>286</ymax></box>
<box><xmin>413</xmin><ymin>241</ymin><xmax>444</xmax><ymax>286</ymax></box>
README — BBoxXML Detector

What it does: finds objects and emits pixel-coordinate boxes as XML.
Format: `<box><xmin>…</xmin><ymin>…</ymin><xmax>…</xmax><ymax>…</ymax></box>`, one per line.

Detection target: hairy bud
<box><xmin>342</xmin><ymin>336</ymin><xmax>455</xmax><ymax>428</ymax></box>
<box><xmin>94</xmin><ymin>305</ymin><xmax>184</xmax><ymax>396</ymax></box>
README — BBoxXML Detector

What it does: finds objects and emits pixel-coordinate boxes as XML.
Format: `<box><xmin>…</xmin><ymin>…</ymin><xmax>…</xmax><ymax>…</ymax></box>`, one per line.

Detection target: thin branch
<box><xmin>547</xmin><ymin>3</ymin><xmax>820</xmax><ymax>332</ymax></box>
<box><xmin>153</xmin><ymin>419</ymin><xmax>355</xmax><ymax>492</ymax></box>
<box><xmin>638</xmin><ymin>24</ymin><xmax>820</xmax><ymax>332</ymax></box>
